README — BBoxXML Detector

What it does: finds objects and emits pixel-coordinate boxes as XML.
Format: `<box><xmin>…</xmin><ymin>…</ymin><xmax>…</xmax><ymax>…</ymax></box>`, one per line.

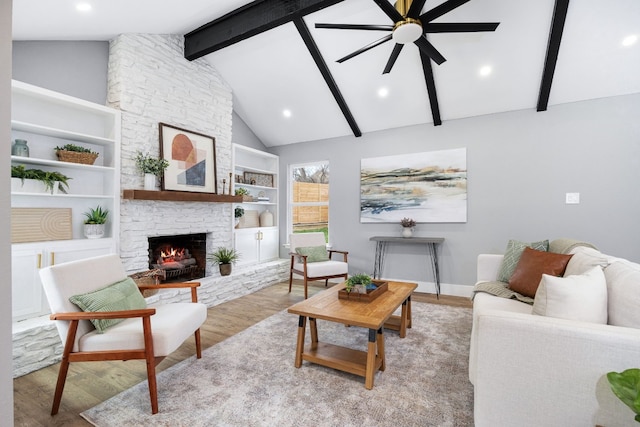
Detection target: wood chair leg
<box><xmin>142</xmin><ymin>316</ymin><xmax>159</xmax><ymax>414</ymax></box>
<box><xmin>51</xmin><ymin>357</ymin><xmax>70</xmax><ymax>415</ymax></box>
<box><xmin>194</xmin><ymin>328</ymin><xmax>202</xmax><ymax>359</ymax></box>
<box><xmin>288</xmin><ymin>270</ymin><xmax>293</xmax><ymax>293</ymax></box>
<box><xmin>304</xmin><ymin>277</ymin><xmax>308</xmax><ymax>299</ymax></box>
<box><xmin>325</xmin><ymin>279</ymin><xmax>328</xmax><ymax>287</ymax></box>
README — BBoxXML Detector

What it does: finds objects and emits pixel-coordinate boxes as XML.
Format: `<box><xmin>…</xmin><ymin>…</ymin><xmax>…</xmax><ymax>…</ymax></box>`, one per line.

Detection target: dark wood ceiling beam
<box><xmin>294</xmin><ymin>18</ymin><xmax>362</xmax><ymax>138</ymax></box>
<box><xmin>537</xmin><ymin>0</ymin><xmax>570</xmax><ymax>112</ymax></box>
<box><xmin>184</xmin><ymin>0</ymin><xmax>344</xmax><ymax>60</ymax></box>
<box><xmin>419</xmin><ymin>51</ymin><xmax>442</xmax><ymax>126</ymax></box>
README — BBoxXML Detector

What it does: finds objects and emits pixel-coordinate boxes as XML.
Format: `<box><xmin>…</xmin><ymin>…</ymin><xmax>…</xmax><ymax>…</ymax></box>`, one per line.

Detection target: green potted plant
<box><xmin>11</xmin><ymin>165</ymin><xmax>71</xmax><ymax>194</ymax></box>
<box><xmin>234</xmin><ymin>206</ymin><xmax>245</xmax><ymax>228</ymax></box>
<box><xmin>208</xmin><ymin>247</ymin><xmax>240</xmax><ymax>276</ymax></box>
<box><xmin>607</xmin><ymin>368</ymin><xmax>640</xmax><ymax>423</ymax></box>
<box><xmin>345</xmin><ymin>273</ymin><xmax>373</xmax><ymax>294</ymax></box>
<box><xmin>82</xmin><ymin>205</ymin><xmax>109</xmax><ymax>239</ymax></box>
<box><xmin>55</xmin><ymin>143</ymin><xmax>99</xmax><ymax>165</ymax></box>
<box><xmin>135</xmin><ymin>151</ymin><xmax>170</xmax><ymax>190</ymax></box>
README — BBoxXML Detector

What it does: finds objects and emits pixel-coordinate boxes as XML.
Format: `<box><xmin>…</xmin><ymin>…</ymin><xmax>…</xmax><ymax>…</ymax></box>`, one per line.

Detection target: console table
<box><xmin>369</xmin><ymin>236</ymin><xmax>445</xmax><ymax>297</ymax></box>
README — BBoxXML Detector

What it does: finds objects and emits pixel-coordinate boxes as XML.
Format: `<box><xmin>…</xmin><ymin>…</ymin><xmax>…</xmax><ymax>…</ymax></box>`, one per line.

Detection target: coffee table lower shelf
<box><xmin>301</xmin><ymin>342</ymin><xmax>384</xmax><ymax>378</ymax></box>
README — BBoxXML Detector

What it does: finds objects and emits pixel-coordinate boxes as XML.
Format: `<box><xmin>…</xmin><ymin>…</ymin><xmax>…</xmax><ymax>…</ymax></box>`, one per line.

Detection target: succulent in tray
<box><xmin>345</xmin><ymin>273</ymin><xmax>374</xmax><ymax>293</ymax></box>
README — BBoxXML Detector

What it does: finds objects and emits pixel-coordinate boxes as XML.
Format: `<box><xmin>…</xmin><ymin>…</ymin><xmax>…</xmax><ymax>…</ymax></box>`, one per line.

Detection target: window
<box><xmin>289</xmin><ymin>161</ymin><xmax>329</xmax><ymax>242</ymax></box>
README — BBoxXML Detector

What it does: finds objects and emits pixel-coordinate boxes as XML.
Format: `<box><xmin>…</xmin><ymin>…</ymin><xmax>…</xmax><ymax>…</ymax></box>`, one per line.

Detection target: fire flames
<box><xmin>158</xmin><ymin>247</ymin><xmax>185</xmax><ymax>264</ymax></box>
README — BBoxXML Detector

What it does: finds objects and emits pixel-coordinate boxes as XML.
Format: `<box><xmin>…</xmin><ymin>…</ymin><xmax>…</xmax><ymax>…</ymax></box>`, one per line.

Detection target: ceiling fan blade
<box><xmin>407</xmin><ymin>0</ymin><xmax>428</xmax><ymax>18</ymax></box>
<box><xmin>421</xmin><ymin>0</ymin><xmax>470</xmax><ymax>23</ymax></box>
<box><xmin>414</xmin><ymin>36</ymin><xmax>446</xmax><ymax>65</ymax></box>
<box><xmin>424</xmin><ymin>22</ymin><xmax>500</xmax><ymax>33</ymax></box>
<box><xmin>337</xmin><ymin>34</ymin><xmax>393</xmax><ymax>63</ymax></box>
<box><xmin>315</xmin><ymin>23</ymin><xmax>393</xmax><ymax>31</ymax></box>
<box><xmin>383</xmin><ymin>43</ymin><xmax>404</xmax><ymax>74</ymax></box>
<box><xmin>372</xmin><ymin>0</ymin><xmax>404</xmax><ymax>23</ymax></box>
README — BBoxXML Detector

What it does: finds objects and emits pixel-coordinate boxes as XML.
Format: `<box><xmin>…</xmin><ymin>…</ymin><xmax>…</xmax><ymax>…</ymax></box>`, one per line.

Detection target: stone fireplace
<box><xmin>148</xmin><ymin>233</ymin><xmax>207</xmax><ymax>282</ymax></box>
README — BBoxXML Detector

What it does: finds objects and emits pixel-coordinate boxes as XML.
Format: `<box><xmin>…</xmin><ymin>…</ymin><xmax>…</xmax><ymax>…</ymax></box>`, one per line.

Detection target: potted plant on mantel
<box><xmin>208</xmin><ymin>247</ymin><xmax>240</xmax><ymax>276</ymax></box>
<box><xmin>83</xmin><ymin>205</ymin><xmax>109</xmax><ymax>239</ymax></box>
<box><xmin>135</xmin><ymin>151</ymin><xmax>169</xmax><ymax>191</ymax></box>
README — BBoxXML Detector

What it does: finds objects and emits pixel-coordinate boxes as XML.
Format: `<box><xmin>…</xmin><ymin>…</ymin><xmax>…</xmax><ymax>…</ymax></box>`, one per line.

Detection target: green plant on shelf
<box><xmin>11</xmin><ymin>165</ymin><xmax>71</xmax><ymax>194</ymax></box>
<box><xmin>83</xmin><ymin>205</ymin><xmax>109</xmax><ymax>225</ymax></box>
<box><xmin>235</xmin><ymin>187</ymin><xmax>250</xmax><ymax>196</ymax></box>
<box><xmin>234</xmin><ymin>207</ymin><xmax>245</xmax><ymax>218</ymax></box>
<box><xmin>54</xmin><ymin>143</ymin><xmax>98</xmax><ymax>155</ymax></box>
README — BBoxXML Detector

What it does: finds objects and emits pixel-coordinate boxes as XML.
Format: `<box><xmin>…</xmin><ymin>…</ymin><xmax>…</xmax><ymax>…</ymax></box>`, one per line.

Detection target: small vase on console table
<box><xmin>402</xmin><ymin>227</ymin><xmax>413</xmax><ymax>238</ymax></box>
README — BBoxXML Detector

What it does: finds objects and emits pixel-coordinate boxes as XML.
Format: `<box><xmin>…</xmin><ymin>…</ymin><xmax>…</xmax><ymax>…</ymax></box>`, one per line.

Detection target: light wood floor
<box><xmin>13</xmin><ymin>280</ymin><xmax>471</xmax><ymax>427</ymax></box>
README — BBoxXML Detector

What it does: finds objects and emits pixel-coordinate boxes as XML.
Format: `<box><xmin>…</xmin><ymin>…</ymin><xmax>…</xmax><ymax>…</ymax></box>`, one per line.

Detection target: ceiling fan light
<box><xmin>392</xmin><ymin>20</ymin><xmax>423</xmax><ymax>44</ymax></box>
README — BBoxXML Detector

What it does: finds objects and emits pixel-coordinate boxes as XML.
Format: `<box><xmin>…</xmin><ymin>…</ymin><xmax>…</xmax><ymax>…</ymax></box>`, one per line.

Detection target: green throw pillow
<box><xmin>69</xmin><ymin>277</ymin><xmax>147</xmax><ymax>333</ymax></box>
<box><xmin>497</xmin><ymin>239</ymin><xmax>549</xmax><ymax>283</ymax></box>
<box><xmin>296</xmin><ymin>245</ymin><xmax>330</xmax><ymax>263</ymax></box>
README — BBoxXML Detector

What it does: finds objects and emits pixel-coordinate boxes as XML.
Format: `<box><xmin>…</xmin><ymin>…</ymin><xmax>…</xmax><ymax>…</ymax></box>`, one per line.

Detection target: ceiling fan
<box><xmin>315</xmin><ymin>0</ymin><xmax>500</xmax><ymax>74</ymax></box>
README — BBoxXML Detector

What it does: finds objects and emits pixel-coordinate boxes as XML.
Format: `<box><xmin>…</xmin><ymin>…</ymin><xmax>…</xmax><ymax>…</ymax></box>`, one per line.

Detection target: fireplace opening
<box><xmin>148</xmin><ymin>233</ymin><xmax>206</xmax><ymax>282</ymax></box>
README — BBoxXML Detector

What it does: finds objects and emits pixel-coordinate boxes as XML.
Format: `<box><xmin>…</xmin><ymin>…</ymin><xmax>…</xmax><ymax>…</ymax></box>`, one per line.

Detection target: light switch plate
<box><xmin>565</xmin><ymin>193</ymin><xmax>580</xmax><ymax>204</ymax></box>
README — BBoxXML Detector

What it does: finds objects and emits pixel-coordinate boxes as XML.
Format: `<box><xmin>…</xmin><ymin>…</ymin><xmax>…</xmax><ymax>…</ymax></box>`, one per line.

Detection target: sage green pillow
<box><xmin>296</xmin><ymin>245</ymin><xmax>330</xmax><ymax>263</ymax></box>
<box><xmin>497</xmin><ymin>239</ymin><xmax>549</xmax><ymax>283</ymax></box>
<box><xmin>69</xmin><ymin>277</ymin><xmax>147</xmax><ymax>333</ymax></box>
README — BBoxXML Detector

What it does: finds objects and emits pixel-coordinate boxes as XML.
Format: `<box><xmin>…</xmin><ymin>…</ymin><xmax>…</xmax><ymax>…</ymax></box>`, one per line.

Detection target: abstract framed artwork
<box><xmin>159</xmin><ymin>123</ymin><xmax>217</xmax><ymax>194</ymax></box>
<box><xmin>360</xmin><ymin>147</ymin><xmax>467</xmax><ymax>223</ymax></box>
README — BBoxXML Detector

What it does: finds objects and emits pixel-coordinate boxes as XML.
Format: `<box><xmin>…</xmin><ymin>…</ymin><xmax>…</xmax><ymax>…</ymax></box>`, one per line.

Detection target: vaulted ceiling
<box><xmin>12</xmin><ymin>0</ymin><xmax>640</xmax><ymax>147</ymax></box>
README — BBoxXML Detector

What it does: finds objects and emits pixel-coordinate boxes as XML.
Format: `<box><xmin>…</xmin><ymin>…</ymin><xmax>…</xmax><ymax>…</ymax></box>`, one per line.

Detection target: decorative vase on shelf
<box><xmin>402</xmin><ymin>227</ymin><xmax>413</xmax><ymax>238</ymax></box>
<box><xmin>144</xmin><ymin>173</ymin><xmax>156</xmax><ymax>191</ymax></box>
<box><xmin>84</xmin><ymin>224</ymin><xmax>105</xmax><ymax>239</ymax></box>
<box><xmin>11</xmin><ymin>139</ymin><xmax>29</xmax><ymax>157</ymax></box>
<box><xmin>259</xmin><ymin>209</ymin><xmax>274</xmax><ymax>227</ymax></box>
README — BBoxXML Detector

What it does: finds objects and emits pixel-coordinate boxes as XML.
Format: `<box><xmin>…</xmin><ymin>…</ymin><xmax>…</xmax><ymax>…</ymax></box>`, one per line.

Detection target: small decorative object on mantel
<box><xmin>135</xmin><ymin>151</ymin><xmax>169</xmax><ymax>191</ymax></box>
<box><xmin>83</xmin><ymin>205</ymin><xmax>109</xmax><ymax>239</ymax></box>
<box><xmin>400</xmin><ymin>217</ymin><xmax>416</xmax><ymax>238</ymax></box>
<box><xmin>208</xmin><ymin>247</ymin><xmax>240</xmax><ymax>276</ymax></box>
<box><xmin>55</xmin><ymin>143</ymin><xmax>98</xmax><ymax>165</ymax></box>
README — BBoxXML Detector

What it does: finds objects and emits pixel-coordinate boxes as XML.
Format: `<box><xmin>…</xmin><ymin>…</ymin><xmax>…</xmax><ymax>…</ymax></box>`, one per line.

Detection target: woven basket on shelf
<box><xmin>56</xmin><ymin>150</ymin><xmax>99</xmax><ymax>165</ymax></box>
<box><xmin>129</xmin><ymin>269</ymin><xmax>165</xmax><ymax>297</ymax></box>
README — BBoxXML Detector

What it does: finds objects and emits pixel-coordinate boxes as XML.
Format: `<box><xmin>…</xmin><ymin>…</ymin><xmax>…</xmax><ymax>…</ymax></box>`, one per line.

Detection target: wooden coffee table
<box><xmin>287</xmin><ymin>280</ymin><xmax>417</xmax><ymax>389</ymax></box>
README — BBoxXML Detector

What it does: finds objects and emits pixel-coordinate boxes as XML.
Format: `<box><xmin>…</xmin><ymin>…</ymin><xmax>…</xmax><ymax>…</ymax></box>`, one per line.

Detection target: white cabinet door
<box><xmin>258</xmin><ymin>228</ymin><xmax>279</xmax><ymax>262</ymax></box>
<box><xmin>12</xmin><ymin>247</ymin><xmax>46</xmax><ymax>319</ymax></box>
<box><xmin>11</xmin><ymin>239</ymin><xmax>116</xmax><ymax>321</ymax></box>
<box><xmin>234</xmin><ymin>229</ymin><xmax>260</xmax><ymax>266</ymax></box>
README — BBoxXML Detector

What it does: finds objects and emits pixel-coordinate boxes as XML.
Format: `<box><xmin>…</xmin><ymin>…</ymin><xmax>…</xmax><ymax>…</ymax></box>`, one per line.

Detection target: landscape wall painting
<box><xmin>360</xmin><ymin>148</ymin><xmax>467</xmax><ymax>223</ymax></box>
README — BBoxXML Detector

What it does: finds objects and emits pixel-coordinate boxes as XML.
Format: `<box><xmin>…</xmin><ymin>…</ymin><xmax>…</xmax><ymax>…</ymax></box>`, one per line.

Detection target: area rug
<box><xmin>81</xmin><ymin>303</ymin><xmax>473</xmax><ymax>427</ymax></box>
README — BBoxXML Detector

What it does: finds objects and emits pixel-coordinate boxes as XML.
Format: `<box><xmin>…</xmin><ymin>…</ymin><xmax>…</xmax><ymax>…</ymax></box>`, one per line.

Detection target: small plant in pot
<box><xmin>135</xmin><ymin>151</ymin><xmax>169</xmax><ymax>190</ymax></box>
<box><xmin>345</xmin><ymin>273</ymin><xmax>375</xmax><ymax>294</ymax></box>
<box><xmin>55</xmin><ymin>143</ymin><xmax>99</xmax><ymax>165</ymax></box>
<box><xmin>208</xmin><ymin>247</ymin><xmax>240</xmax><ymax>276</ymax></box>
<box><xmin>83</xmin><ymin>205</ymin><xmax>109</xmax><ymax>239</ymax></box>
<box><xmin>234</xmin><ymin>206</ymin><xmax>245</xmax><ymax>228</ymax></box>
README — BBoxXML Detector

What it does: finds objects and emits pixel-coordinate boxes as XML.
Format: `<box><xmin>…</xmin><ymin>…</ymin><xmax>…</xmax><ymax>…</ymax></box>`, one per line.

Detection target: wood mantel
<box><xmin>122</xmin><ymin>189</ymin><xmax>242</xmax><ymax>203</ymax></box>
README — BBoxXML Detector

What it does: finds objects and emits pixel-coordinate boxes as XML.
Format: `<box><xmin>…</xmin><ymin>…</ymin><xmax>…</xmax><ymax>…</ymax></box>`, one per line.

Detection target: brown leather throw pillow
<box><xmin>508</xmin><ymin>247</ymin><xmax>573</xmax><ymax>298</ymax></box>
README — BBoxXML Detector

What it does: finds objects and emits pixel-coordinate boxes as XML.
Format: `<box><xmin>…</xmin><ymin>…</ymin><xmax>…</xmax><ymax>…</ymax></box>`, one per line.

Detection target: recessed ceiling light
<box><xmin>377</xmin><ymin>87</ymin><xmax>389</xmax><ymax>98</ymax></box>
<box><xmin>622</xmin><ymin>34</ymin><xmax>637</xmax><ymax>47</ymax></box>
<box><xmin>479</xmin><ymin>66</ymin><xmax>492</xmax><ymax>77</ymax></box>
<box><xmin>76</xmin><ymin>3</ymin><xmax>92</xmax><ymax>12</ymax></box>
<box><xmin>282</xmin><ymin>109</ymin><xmax>292</xmax><ymax>118</ymax></box>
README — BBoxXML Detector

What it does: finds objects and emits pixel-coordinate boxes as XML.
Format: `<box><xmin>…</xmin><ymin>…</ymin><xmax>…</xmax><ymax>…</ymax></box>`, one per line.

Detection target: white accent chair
<box><xmin>39</xmin><ymin>254</ymin><xmax>207</xmax><ymax>415</ymax></box>
<box><xmin>288</xmin><ymin>232</ymin><xmax>349</xmax><ymax>299</ymax></box>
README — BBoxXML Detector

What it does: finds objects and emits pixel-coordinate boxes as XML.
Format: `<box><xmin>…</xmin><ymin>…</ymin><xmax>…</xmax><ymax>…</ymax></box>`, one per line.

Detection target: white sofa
<box><xmin>469</xmin><ymin>240</ymin><xmax>640</xmax><ymax>427</ymax></box>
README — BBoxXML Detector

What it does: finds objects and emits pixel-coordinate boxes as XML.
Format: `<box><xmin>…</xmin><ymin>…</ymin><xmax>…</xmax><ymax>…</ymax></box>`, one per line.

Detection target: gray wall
<box><xmin>1</xmin><ymin>0</ymin><xmax>14</xmax><ymax>420</ymax></box>
<box><xmin>271</xmin><ymin>94</ymin><xmax>640</xmax><ymax>291</ymax></box>
<box><xmin>12</xmin><ymin>41</ymin><xmax>109</xmax><ymax>105</ymax></box>
<box><xmin>232</xmin><ymin>111</ymin><xmax>267</xmax><ymax>151</ymax></box>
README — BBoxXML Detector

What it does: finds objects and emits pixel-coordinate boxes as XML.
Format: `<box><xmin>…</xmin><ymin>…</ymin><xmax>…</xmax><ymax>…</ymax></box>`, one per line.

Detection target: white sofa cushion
<box><xmin>605</xmin><ymin>260</ymin><xmax>640</xmax><ymax>328</ymax></box>
<box><xmin>564</xmin><ymin>246</ymin><xmax>610</xmax><ymax>276</ymax></box>
<box><xmin>78</xmin><ymin>302</ymin><xmax>208</xmax><ymax>356</ymax></box>
<box><xmin>533</xmin><ymin>266</ymin><xmax>607</xmax><ymax>324</ymax></box>
<box><xmin>293</xmin><ymin>260</ymin><xmax>348</xmax><ymax>278</ymax></box>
